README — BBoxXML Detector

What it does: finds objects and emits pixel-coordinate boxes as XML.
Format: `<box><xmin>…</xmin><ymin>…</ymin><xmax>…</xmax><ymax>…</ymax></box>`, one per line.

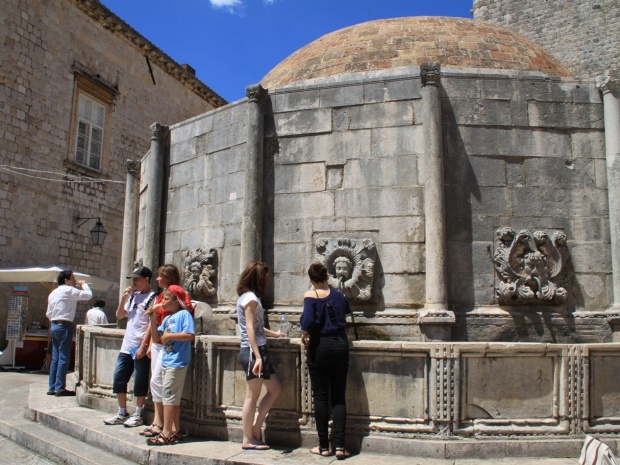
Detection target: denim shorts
<box><xmin>239</xmin><ymin>345</ymin><xmax>275</xmax><ymax>381</ymax></box>
<box><xmin>112</xmin><ymin>351</ymin><xmax>150</xmax><ymax>397</ymax></box>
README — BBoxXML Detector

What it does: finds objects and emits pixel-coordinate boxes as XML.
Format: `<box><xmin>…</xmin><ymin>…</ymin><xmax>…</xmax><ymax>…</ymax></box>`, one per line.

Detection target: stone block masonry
<box><xmin>473</xmin><ymin>0</ymin><xmax>620</xmax><ymax>79</ymax></box>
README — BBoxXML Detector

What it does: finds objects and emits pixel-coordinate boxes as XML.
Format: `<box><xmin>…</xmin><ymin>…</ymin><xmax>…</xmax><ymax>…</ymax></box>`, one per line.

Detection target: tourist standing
<box><xmin>237</xmin><ymin>261</ymin><xmax>285</xmax><ymax>450</ymax></box>
<box><xmin>144</xmin><ymin>285</ymin><xmax>195</xmax><ymax>445</ymax></box>
<box><xmin>300</xmin><ymin>262</ymin><xmax>351</xmax><ymax>459</ymax></box>
<box><xmin>140</xmin><ymin>264</ymin><xmax>191</xmax><ymax>438</ymax></box>
<box><xmin>46</xmin><ymin>270</ymin><xmax>92</xmax><ymax>396</ymax></box>
<box><xmin>85</xmin><ymin>299</ymin><xmax>108</xmax><ymax>325</ymax></box>
<box><xmin>104</xmin><ymin>266</ymin><xmax>156</xmax><ymax>427</ymax></box>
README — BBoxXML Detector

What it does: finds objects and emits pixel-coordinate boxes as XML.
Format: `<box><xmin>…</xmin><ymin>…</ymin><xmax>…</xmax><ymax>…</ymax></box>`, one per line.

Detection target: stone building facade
<box><xmin>0</xmin><ymin>0</ymin><xmax>225</xmax><ymax>341</ymax></box>
<box><xmin>473</xmin><ymin>0</ymin><xmax>620</xmax><ymax>79</ymax></box>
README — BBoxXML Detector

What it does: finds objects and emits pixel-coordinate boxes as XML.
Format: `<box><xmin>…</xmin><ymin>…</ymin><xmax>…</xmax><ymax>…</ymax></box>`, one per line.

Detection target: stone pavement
<box><xmin>0</xmin><ymin>370</ymin><xmax>582</xmax><ymax>464</ymax></box>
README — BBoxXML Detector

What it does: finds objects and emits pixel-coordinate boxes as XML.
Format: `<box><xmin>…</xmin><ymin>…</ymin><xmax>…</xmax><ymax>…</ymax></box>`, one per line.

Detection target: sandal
<box><xmin>335</xmin><ymin>447</ymin><xmax>350</xmax><ymax>460</ymax></box>
<box><xmin>173</xmin><ymin>431</ymin><xmax>187</xmax><ymax>442</ymax></box>
<box><xmin>140</xmin><ymin>424</ymin><xmax>162</xmax><ymax>436</ymax></box>
<box><xmin>310</xmin><ymin>446</ymin><xmax>333</xmax><ymax>456</ymax></box>
<box><xmin>146</xmin><ymin>433</ymin><xmax>177</xmax><ymax>446</ymax></box>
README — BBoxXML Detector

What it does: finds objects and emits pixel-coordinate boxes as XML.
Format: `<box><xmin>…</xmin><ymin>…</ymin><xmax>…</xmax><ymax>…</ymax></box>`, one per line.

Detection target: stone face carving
<box><xmin>184</xmin><ymin>248</ymin><xmax>217</xmax><ymax>302</ymax></box>
<box><xmin>493</xmin><ymin>228</ymin><xmax>569</xmax><ymax>305</ymax></box>
<box><xmin>315</xmin><ymin>237</ymin><xmax>376</xmax><ymax>301</ymax></box>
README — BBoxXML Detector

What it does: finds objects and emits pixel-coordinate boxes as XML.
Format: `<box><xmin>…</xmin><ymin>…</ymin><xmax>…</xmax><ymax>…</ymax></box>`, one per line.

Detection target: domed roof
<box><xmin>261</xmin><ymin>17</ymin><xmax>571</xmax><ymax>89</ymax></box>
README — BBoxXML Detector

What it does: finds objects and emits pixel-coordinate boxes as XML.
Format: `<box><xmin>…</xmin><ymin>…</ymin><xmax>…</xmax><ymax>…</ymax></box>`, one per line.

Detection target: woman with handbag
<box><xmin>301</xmin><ymin>262</ymin><xmax>351</xmax><ymax>460</ymax></box>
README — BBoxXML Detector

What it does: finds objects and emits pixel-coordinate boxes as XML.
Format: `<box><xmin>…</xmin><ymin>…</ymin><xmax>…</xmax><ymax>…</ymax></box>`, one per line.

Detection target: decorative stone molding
<box><xmin>596</xmin><ymin>69</ymin><xmax>620</xmax><ymax>94</ymax></box>
<box><xmin>420</xmin><ymin>62</ymin><xmax>441</xmax><ymax>86</ymax></box>
<box><xmin>493</xmin><ymin>228</ymin><xmax>569</xmax><ymax>305</ymax></box>
<box><xmin>245</xmin><ymin>83</ymin><xmax>268</xmax><ymax>103</ymax></box>
<box><xmin>184</xmin><ymin>248</ymin><xmax>217</xmax><ymax>302</ymax></box>
<box><xmin>314</xmin><ymin>237</ymin><xmax>376</xmax><ymax>301</ymax></box>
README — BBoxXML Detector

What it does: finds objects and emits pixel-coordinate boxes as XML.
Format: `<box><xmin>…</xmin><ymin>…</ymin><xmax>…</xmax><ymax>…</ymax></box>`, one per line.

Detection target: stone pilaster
<box><xmin>119</xmin><ymin>160</ymin><xmax>140</xmax><ymax>301</ymax></box>
<box><xmin>419</xmin><ymin>63</ymin><xmax>455</xmax><ymax>340</ymax></box>
<box><xmin>143</xmin><ymin>123</ymin><xmax>168</xmax><ymax>288</ymax></box>
<box><xmin>597</xmin><ymin>70</ymin><xmax>620</xmax><ymax>313</ymax></box>
<box><xmin>240</xmin><ymin>84</ymin><xmax>268</xmax><ymax>270</ymax></box>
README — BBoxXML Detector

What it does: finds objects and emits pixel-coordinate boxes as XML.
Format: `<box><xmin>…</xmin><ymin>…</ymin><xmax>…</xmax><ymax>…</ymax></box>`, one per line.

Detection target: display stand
<box><xmin>3</xmin><ymin>293</ymin><xmax>27</xmax><ymax>370</ymax></box>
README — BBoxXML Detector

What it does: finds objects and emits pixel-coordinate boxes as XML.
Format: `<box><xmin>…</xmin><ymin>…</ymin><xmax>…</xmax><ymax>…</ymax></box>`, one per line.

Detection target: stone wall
<box><xmin>473</xmin><ymin>0</ymin><xmax>620</xmax><ymax>79</ymax></box>
<box><xmin>76</xmin><ymin>326</ymin><xmax>620</xmax><ymax>457</ymax></box>
<box><xmin>0</xmin><ymin>0</ymin><xmax>221</xmax><ymax>336</ymax></box>
<box><xmin>156</xmin><ymin>66</ymin><xmax>609</xmax><ymax>342</ymax></box>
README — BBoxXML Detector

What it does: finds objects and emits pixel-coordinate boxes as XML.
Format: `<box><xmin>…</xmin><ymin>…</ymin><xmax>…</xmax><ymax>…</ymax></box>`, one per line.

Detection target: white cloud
<box><xmin>210</xmin><ymin>0</ymin><xmax>241</xmax><ymax>6</ymax></box>
<box><xmin>209</xmin><ymin>0</ymin><xmax>242</xmax><ymax>9</ymax></box>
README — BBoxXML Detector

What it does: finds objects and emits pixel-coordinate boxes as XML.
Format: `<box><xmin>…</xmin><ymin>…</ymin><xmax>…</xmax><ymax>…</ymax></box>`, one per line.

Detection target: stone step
<box><xmin>0</xmin><ymin>417</ymin><xmax>136</xmax><ymax>465</ymax></box>
<box><xmin>0</xmin><ymin>434</ymin><xmax>56</xmax><ymax>465</ymax></box>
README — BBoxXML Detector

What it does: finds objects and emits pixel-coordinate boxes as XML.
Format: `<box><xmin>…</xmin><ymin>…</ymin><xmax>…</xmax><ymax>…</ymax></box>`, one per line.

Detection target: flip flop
<box><xmin>242</xmin><ymin>443</ymin><xmax>270</xmax><ymax>450</ymax></box>
<box><xmin>310</xmin><ymin>446</ymin><xmax>333</xmax><ymax>456</ymax></box>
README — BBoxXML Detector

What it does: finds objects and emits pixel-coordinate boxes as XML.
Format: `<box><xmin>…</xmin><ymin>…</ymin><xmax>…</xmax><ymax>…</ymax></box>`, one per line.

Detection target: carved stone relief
<box><xmin>184</xmin><ymin>248</ymin><xmax>217</xmax><ymax>302</ymax></box>
<box><xmin>493</xmin><ymin>228</ymin><xmax>569</xmax><ymax>305</ymax></box>
<box><xmin>314</xmin><ymin>237</ymin><xmax>376</xmax><ymax>301</ymax></box>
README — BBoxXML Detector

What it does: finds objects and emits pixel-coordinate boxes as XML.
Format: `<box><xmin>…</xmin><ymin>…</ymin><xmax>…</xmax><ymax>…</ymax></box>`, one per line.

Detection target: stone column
<box><xmin>143</xmin><ymin>122</ymin><xmax>168</xmax><ymax>288</ymax></box>
<box><xmin>597</xmin><ymin>70</ymin><xmax>620</xmax><ymax>312</ymax></box>
<box><xmin>120</xmin><ymin>160</ymin><xmax>139</xmax><ymax>299</ymax></box>
<box><xmin>419</xmin><ymin>62</ymin><xmax>455</xmax><ymax>340</ymax></box>
<box><xmin>240</xmin><ymin>84</ymin><xmax>268</xmax><ymax>271</ymax></box>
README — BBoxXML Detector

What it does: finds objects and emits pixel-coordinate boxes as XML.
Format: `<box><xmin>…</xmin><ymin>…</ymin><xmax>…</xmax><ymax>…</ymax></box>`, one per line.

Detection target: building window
<box><xmin>68</xmin><ymin>65</ymin><xmax>117</xmax><ymax>174</ymax></box>
<box><xmin>75</xmin><ymin>93</ymin><xmax>106</xmax><ymax>171</ymax></box>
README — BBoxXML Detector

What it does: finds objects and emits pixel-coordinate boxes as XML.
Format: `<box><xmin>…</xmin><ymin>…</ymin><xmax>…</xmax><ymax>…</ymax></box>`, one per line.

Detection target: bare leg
<box><xmin>252</xmin><ymin>376</ymin><xmax>282</xmax><ymax>443</ymax></box>
<box><xmin>152</xmin><ymin>401</ymin><xmax>164</xmax><ymax>428</ymax></box>
<box><xmin>171</xmin><ymin>405</ymin><xmax>181</xmax><ymax>435</ymax></box>
<box><xmin>117</xmin><ymin>393</ymin><xmax>127</xmax><ymax>410</ymax></box>
<box><xmin>136</xmin><ymin>396</ymin><xmax>145</xmax><ymax>409</ymax></box>
<box><xmin>162</xmin><ymin>404</ymin><xmax>175</xmax><ymax>438</ymax></box>
<box><xmin>242</xmin><ymin>378</ymin><xmax>263</xmax><ymax>445</ymax></box>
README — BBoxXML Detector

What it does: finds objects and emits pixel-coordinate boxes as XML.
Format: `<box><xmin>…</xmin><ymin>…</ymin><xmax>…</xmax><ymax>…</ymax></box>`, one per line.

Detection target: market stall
<box><xmin>0</xmin><ymin>265</ymin><xmax>118</xmax><ymax>369</ymax></box>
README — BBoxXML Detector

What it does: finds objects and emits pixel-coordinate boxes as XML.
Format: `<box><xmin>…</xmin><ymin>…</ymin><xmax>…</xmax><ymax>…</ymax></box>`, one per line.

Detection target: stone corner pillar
<box><xmin>240</xmin><ymin>84</ymin><xmax>268</xmax><ymax>271</ymax></box>
<box><xmin>144</xmin><ymin>122</ymin><xmax>169</xmax><ymax>291</ymax></box>
<box><xmin>119</xmin><ymin>159</ymin><xmax>140</xmax><ymax>300</ymax></box>
<box><xmin>597</xmin><ymin>70</ymin><xmax>620</xmax><ymax>314</ymax></box>
<box><xmin>419</xmin><ymin>62</ymin><xmax>455</xmax><ymax>341</ymax></box>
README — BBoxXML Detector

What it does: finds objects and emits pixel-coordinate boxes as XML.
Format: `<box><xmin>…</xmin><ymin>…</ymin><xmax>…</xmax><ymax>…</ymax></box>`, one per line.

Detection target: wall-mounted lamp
<box><xmin>75</xmin><ymin>216</ymin><xmax>107</xmax><ymax>246</ymax></box>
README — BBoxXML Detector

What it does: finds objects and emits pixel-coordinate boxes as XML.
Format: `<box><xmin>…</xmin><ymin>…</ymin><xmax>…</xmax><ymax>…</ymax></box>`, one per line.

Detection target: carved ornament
<box><xmin>315</xmin><ymin>237</ymin><xmax>376</xmax><ymax>301</ymax></box>
<box><xmin>184</xmin><ymin>248</ymin><xmax>217</xmax><ymax>302</ymax></box>
<box><xmin>126</xmin><ymin>160</ymin><xmax>140</xmax><ymax>174</ymax></box>
<box><xmin>596</xmin><ymin>70</ymin><xmax>620</xmax><ymax>94</ymax></box>
<box><xmin>493</xmin><ymin>228</ymin><xmax>569</xmax><ymax>305</ymax></box>
<box><xmin>149</xmin><ymin>122</ymin><xmax>166</xmax><ymax>140</ymax></box>
<box><xmin>245</xmin><ymin>83</ymin><xmax>268</xmax><ymax>103</ymax></box>
<box><xmin>421</xmin><ymin>62</ymin><xmax>441</xmax><ymax>86</ymax></box>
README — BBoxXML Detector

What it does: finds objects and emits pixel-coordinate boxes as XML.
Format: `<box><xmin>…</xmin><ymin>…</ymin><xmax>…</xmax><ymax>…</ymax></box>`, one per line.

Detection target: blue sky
<box><xmin>100</xmin><ymin>0</ymin><xmax>473</xmax><ymax>103</ymax></box>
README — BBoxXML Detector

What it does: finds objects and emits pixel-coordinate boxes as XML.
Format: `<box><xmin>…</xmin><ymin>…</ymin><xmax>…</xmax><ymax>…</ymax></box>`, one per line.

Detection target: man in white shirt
<box><xmin>85</xmin><ymin>299</ymin><xmax>109</xmax><ymax>325</ymax></box>
<box><xmin>104</xmin><ymin>266</ymin><xmax>156</xmax><ymax>428</ymax></box>
<box><xmin>46</xmin><ymin>270</ymin><xmax>92</xmax><ymax>396</ymax></box>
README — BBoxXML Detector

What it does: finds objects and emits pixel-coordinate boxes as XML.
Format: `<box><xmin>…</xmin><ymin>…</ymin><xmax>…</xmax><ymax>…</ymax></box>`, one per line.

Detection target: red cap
<box><xmin>167</xmin><ymin>285</ymin><xmax>194</xmax><ymax>314</ymax></box>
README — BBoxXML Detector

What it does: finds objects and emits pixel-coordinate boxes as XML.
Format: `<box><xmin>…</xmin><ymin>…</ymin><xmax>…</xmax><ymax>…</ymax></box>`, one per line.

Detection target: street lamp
<box><xmin>75</xmin><ymin>216</ymin><xmax>107</xmax><ymax>246</ymax></box>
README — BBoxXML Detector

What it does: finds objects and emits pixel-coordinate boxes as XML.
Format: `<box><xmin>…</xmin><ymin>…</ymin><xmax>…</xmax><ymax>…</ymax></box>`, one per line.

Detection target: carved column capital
<box><xmin>245</xmin><ymin>84</ymin><xmax>268</xmax><ymax>103</ymax></box>
<box><xmin>596</xmin><ymin>70</ymin><xmax>620</xmax><ymax>95</ymax></box>
<box><xmin>126</xmin><ymin>160</ymin><xmax>140</xmax><ymax>174</ymax></box>
<box><xmin>421</xmin><ymin>62</ymin><xmax>441</xmax><ymax>87</ymax></box>
<box><xmin>149</xmin><ymin>122</ymin><xmax>167</xmax><ymax>140</ymax></box>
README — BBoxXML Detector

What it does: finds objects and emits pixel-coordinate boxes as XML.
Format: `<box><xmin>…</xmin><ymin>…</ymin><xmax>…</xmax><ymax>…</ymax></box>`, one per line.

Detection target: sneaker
<box><xmin>103</xmin><ymin>413</ymin><xmax>129</xmax><ymax>425</ymax></box>
<box><xmin>123</xmin><ymin>412</ymin><xmax>144</xmax><ymax>427</ymax></box>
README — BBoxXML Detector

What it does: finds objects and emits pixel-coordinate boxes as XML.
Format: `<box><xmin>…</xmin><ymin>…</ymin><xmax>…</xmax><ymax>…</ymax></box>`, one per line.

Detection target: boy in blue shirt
<box><xmin>144</xmin><ymin>285</ymin><xmax>194</xmax><ymax>445</ymax></box>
